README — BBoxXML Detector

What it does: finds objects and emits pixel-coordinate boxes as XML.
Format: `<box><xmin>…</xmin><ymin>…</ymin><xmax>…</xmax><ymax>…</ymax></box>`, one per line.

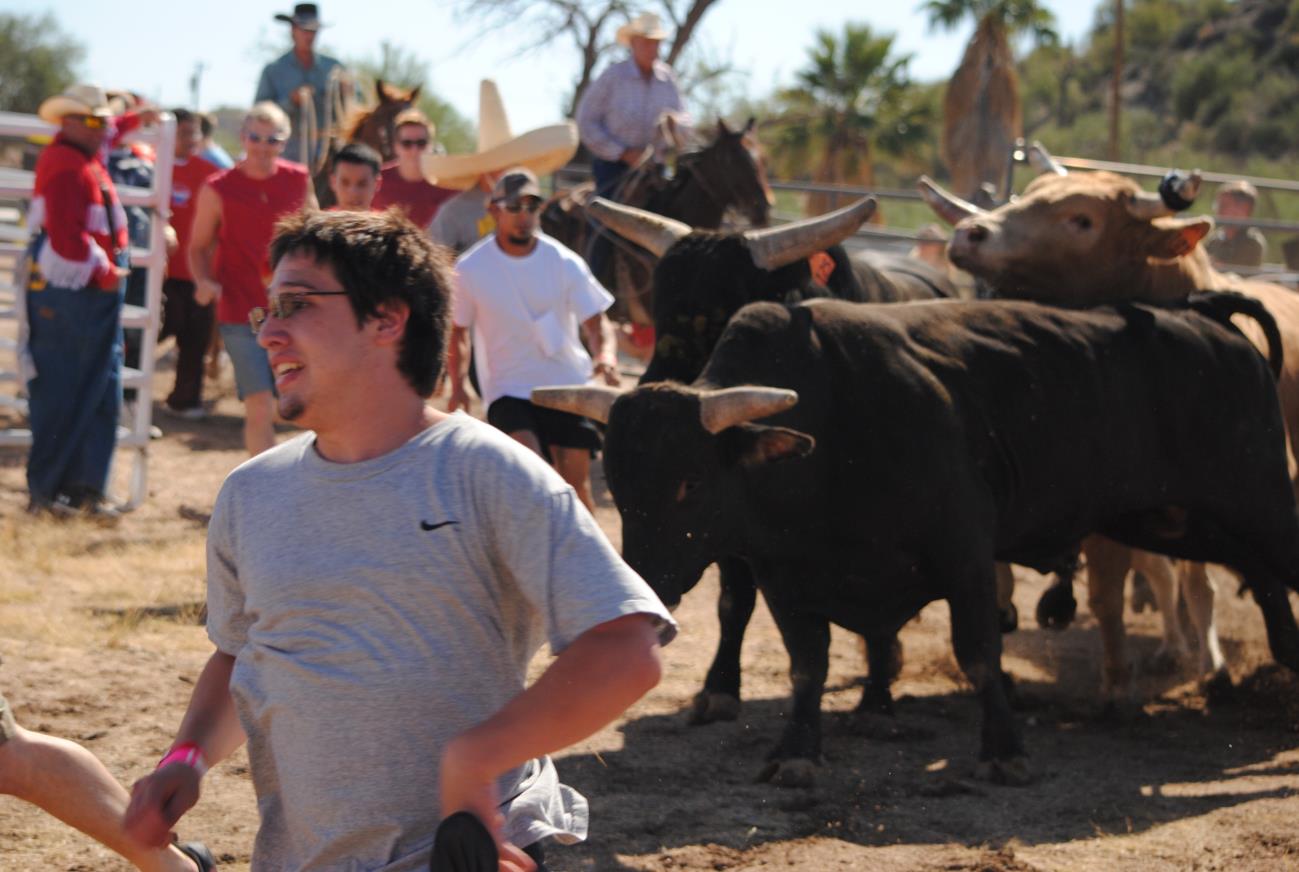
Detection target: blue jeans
<box><xmin>586</xmin><ymin>158</ymin><xmax>631</xmax><ymax>283</ymax></box>
<box><xmin>25</xmin><ymin>239</ymin><xmax>125</xmax><ymax>504</ymax></box>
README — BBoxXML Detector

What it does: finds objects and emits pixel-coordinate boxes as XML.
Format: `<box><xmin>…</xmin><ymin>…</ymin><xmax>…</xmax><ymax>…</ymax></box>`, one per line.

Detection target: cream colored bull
<box><xmin>920</xmin><ymin>158</ymin><xmax>1297</xmax><ymax>700</ymax></box>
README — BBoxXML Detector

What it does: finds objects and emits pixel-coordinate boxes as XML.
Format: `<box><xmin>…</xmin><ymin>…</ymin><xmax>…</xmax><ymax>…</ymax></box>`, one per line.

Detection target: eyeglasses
<box><xmin>397</xmin><ymin>137</ymin><xmax>429</xmax><ymax>149</ymax></box>
<box><xmin>501</xmin><ymin>199</ymin><xmax>542</xmax><ymax>214</ymax></box>
<box><xmin>70</xmin><ymin>114</ymin><xmax>108</xmax><ymax>130</ymax></box>
<box><xmin>244</xmin><ymin>130</ymin><xmax>288</xmax><ymax>145</ymax></box>
<box><xmin>248</xmin><ymin>290</ymin><xmax>349</xmax><ymax>334</ymax></box>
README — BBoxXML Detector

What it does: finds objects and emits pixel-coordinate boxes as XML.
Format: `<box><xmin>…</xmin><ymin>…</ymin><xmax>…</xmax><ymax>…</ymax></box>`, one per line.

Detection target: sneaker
<box><xmin>168</xmin><ymin>405</ymin><xmax>208</xmax><ymax>421</ymax></box>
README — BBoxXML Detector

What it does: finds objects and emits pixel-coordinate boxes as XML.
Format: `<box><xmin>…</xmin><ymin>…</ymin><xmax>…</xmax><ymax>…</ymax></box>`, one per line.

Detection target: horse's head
<box><xmin>683</xmin><ymin>117</ymin><xmax>773</xmax><ymax>227</ymax></box>
<box><xmin>348</xmin><ymin>79</ymin><xmax>422</xmax><ymax>161</ymax></box>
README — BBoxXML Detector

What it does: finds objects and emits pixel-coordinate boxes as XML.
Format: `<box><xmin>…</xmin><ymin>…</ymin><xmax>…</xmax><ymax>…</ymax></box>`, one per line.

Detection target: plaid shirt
<box><xmin>576</xmin><ymin>58</ymin><xmax>688</xmax><ymax>162</ymax></box>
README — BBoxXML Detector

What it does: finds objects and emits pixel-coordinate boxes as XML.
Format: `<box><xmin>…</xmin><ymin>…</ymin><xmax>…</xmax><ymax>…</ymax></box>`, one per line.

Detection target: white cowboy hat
<box><xmin>419</xmin><ymin>80</ymin><xmax>578</xmax><ymax>191</ymax></box>
<box><xmin>38</xmin><ymin>83</ymin><xmax>114</xmax><ymax>125</ymax></box>
<box><xmin>616</xmin><ymin>11</ymin><xmax>669</xmax><ymax>45</ymax></box>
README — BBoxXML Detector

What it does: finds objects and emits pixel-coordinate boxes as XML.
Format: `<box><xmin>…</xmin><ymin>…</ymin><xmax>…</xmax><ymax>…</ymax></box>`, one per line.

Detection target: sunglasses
<box><xmin>501</xmin><ymin>199</ymin><xmax>542</xmax><ymax>214</ymax></box>
<box><xmin>71</xmin><ymin>114</ymin><xmax>108</xmax><ymax>130</ymax></box>
<box><xmin>248</xmin><ymin>290</ymin><xmax>349</xmax><ymax>334</ymax></box>
<box><xmin>397</xmin><ymin>137</ymin><xmax>429</xmax><ymax>149</ymax></box>
<box><xmin>244</xmin><ymin>130</ymin><xmax>288</xmax><ymax>145</ymax></box>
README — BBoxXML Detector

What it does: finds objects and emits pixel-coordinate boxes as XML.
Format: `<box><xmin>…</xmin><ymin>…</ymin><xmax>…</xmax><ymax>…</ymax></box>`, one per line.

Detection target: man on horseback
<box><xmin>254</xmin><ymin>3</ymin><xmax>353</xmax><ymax>168</ymax></box>
<box><xmin>575</xmin><ymin>12</ymin><xmax>690</xmax><ymax>201</ymax></box>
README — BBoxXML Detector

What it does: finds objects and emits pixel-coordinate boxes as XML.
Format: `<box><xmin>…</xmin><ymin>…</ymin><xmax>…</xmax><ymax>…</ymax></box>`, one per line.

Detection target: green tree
<box><xmin>766</xmin><ymin>23</ymin><xmax>932</xmax><ymax>215</ymax></box>
<box><xmin>921</xmin><ymin>0</ymin><xmax>1057</xmax><ymax>198</ymax></box>
<box><xmin>347</xmin><ymin>41</ymin><xmax>474</xmax><ymax>154</ymax></box>
<box><xmin>0</xmin><ymin>13</ymin><xmax>84</xmax><ymax>114</ymax></box>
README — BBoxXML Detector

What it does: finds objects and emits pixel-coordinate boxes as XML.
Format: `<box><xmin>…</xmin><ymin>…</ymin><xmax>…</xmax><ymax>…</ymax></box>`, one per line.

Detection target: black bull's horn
<box><xmin>918</xmin><ymin>176</ymin><xmax>985</xmax><ymax>225</ymax></box>
<box><xmin>530</xmin><ymin>385</ymin><xmax>798</xmax><ymax>434</ymax></box>
<box><xmin>741</xmin><ymin>197</ymin><xmax>876</xmax><ymax>270</ymax></box>
<box><xmin>1130</xmin><ymin>169</ymin><xmax>1204</xmax><ymax>220</ymax></box>
<box><xmin>586</xmin><ymin>198</ymin><xmax>691</xmax><ymax>258</ymax></box>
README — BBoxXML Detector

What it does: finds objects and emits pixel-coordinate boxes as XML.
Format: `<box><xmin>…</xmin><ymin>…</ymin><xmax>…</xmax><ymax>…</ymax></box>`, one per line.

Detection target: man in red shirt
<box><xmin>189</xmin><ymin>101</ymin><xmax>316</xmax><ymax>456</ymax></box>
<box><xmin>372</xmin><ymin>109</ymin><xmax>455</xmax><ymax>228</ymax></box>
<box><xmin>24</xmin><ymin>84</ymin><xmax>132</xmax><ymax>519</ymax></box>
<box><xmin>161</xmin><ymin>108</ymin><xmax>220</xmax><ymax>418</ymax></box>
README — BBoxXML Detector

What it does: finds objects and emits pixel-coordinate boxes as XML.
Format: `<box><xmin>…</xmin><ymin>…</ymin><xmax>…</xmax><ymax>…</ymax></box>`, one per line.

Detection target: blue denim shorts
<box><xmin>219</xmin><ymin>322</ymin><xmax>274</xmax><ymax>400</ymax></box>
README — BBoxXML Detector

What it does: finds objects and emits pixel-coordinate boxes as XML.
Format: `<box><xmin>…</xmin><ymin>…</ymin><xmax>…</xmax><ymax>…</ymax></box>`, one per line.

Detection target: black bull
<box><xmin>632</xmin><ymin>219</ymin><xmax>958</xmax><ymax>725</ymax></box>
<box><xmin>537</xmin><ymin>293</ymin><xmax>1299</xmax><ymax>784</ymax></box>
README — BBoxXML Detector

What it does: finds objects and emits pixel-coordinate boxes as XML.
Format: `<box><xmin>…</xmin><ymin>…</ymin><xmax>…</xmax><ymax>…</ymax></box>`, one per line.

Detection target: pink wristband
<box><xmin>157</xmin><ymin>742</ymin><xmax>208</xmax><ymax>777</ymax></box>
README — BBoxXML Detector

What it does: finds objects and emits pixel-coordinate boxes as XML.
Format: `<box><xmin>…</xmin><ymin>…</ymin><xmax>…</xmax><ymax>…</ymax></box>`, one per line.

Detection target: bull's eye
<box><xmin>1070</xmin><ymin>214</ymin><xmax>1093</xmax><ymax>231</ymax></box>
<box><xmin>675</xmin><ymin>479</ymin><xmax>701</xmax><ymax>502</ymax></box>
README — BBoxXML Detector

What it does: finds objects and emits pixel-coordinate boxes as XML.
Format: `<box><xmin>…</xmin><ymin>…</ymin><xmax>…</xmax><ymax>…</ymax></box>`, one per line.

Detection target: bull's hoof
<box><xmin>974</xmin><ymin>755</ymin><xmax>1034</xmax><ymax>786</ymax></box>
<box><xmin>758</xmin><ymin>757</ymin><xmax>818</xmax><ymax>788</ymax></box>
<box><xmin>1035</xmin><ymin>585</ymin><xmax>1077</xmax><ymax>630</ymax></box>
<box><xmin>1203</xmin><ymin>668</ymin><xmax>1236</xmax><ymax>705</ymax></box>
<box><xmin>688</xmin><ymin>690</ymin><xmax>741</xmax><ymax>725</ymax></box>
<box><xmin>999</xmin><ymin>603</ymin><xmax>1019</xmax><ymax>634</ymax></box>
<box><xmin>854</xmin><ymin>677</ymin><xmax>895</xmax><ymax>716</ymax></box>
<box><xmin>1143</xmin><ymin>645</ymin><xmax>1187</xmax><ymax>675</ymax></box>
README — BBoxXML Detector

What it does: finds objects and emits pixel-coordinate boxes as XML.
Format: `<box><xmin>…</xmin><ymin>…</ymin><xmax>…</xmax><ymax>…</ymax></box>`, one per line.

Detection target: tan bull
<box><xmin>920</xmin><ymin>164</ymin><xmax>1298</xmax><ymax>700</ymax></box>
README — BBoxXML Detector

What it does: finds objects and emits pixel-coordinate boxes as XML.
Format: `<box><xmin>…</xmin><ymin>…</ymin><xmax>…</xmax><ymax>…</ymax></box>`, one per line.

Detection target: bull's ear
<box><xmin>1147</xmin><ymin>216</ymin><xmax>1214</xmax><ymax>260</ymax></box>
<box><xmin>731</xmin><ymin>424</ymin><xmax>815</xmax><ymax>468</ymax></box>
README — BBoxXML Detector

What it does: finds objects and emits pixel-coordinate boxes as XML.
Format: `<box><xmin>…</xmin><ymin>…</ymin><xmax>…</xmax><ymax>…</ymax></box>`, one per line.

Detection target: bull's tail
<box><xmin>1187</xmin><ymin>290</ymin><xmax>1284</xmax><ymax>378</ymax></box>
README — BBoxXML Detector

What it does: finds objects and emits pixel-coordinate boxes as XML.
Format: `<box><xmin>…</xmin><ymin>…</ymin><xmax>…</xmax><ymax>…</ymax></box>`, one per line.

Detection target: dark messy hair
<box><xmin>172</xmin><ymin>108</ymin><xmax>195</xmax><ymax>125</ymax></box>
<box><xmin>269</xmin><ymin>209</ymin><xmax>453</xmax><ymax>396</ymax></box>
<box><xmin>331</xmin><ymin>142</ymin><xmax>381</xmax><ymax>177</ymax></box>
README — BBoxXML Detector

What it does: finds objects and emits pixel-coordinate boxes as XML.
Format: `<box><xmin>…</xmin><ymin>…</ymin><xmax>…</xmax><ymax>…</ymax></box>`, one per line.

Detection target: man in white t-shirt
<box><xmin>449</xmin><ymin>168</ymin><xmax>621</xmax><ymax>511</ymax></box>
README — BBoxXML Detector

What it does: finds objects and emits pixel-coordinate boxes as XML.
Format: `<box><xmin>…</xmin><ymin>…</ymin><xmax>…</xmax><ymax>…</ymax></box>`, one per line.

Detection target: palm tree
<box><xmin>922</xmin><ymin>0</ymin><xmax>1057</xmax><ymax>200</ymax></box>
<box><xmin>767</xmin><ymin>23</ymin><xmax>932</xmax><ymax>216</ymax></box>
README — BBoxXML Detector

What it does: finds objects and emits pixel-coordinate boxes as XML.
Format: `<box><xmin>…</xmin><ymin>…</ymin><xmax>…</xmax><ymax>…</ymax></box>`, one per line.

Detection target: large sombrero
<box><xmin>420</xmin><ymin>80</ymin><xmax>578</xmax><ymax>191</ymax></box>
<box><xmin>38</xmin><ymin>83</ymin><xmax>113</xmax><ymax>125</ymax></box>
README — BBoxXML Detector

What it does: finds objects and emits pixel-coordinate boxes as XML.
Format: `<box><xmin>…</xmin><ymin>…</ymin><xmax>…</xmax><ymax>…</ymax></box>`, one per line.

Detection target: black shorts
<box><xmin>487</xmin><ymin>396</ymin><xmax>602</xmax><ymax>455</ymax></box>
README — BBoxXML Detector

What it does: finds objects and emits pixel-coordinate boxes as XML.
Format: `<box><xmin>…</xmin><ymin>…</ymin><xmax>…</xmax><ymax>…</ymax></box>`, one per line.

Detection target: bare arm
<box><xmin>581</xmin><ymin>312</ymin><xmax>620</xmax><ymax>386</ymax></box>
<box><xmin>187</xmin><ymin>185</ymin><xmax>222</xmax><ymax>306</ymax></box>
<box><xmin>446</xmin><ymin>324</ymin><xmax>473</xmax><ymax>412</ymax></box>
<box><xmin>439</xmin><ymin>614</ymin><xmax>661</xmax><ymax>856</ymax></box>
<box><xmin>123</xmin><ymin>650</ymin><xmax>245</xmax><ymax>848</ymax></box>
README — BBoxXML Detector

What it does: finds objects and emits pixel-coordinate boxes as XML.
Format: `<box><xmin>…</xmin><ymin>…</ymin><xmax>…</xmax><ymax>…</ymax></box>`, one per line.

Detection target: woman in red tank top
<box><xmin>187</xmin><ymin>102</ymin><xmax>316</xmax><ymax>456</ymax></box>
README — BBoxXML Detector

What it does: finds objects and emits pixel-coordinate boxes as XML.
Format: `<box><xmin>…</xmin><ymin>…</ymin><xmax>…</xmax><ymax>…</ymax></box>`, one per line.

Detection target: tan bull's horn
<box><xmin>586</xmin><ymin>197</ymin><xmax>691</xmax><ymax>258</ymax></box>
<box><xmin>531</xmin><ymin>385</ymin><xmax>621</xmax><ymax>424</ymax></box>
<box><xmin>1026</xmin><ymin>141</ymin><xmax>1067</xmax><ymax>176</ymax></box>
<box><xmin>699</xmin><ymin>387</ymin><xmax>799</xmax><ymax>434</ymax></box>
<box><xmin>918</xmin><ymin>176</ymin><xmax>985</xmax><ymax>225</ymax></box>
<box><xmin>741</xmin><ymin>197</ymin><xmax>876</xmax><ymax>271</ymax></box>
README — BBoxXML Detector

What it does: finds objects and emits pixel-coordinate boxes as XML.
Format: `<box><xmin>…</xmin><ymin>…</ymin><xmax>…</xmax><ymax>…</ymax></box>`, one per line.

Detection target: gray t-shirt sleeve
<box><xmin>486</xmin><ymin>467</ymin><xmax>675</xmax><ymax>655</ymax></box>
<box><xmin>206</xmin><ymin>480</ymin><xmax>252</xmax><ymax>656</ymax></box>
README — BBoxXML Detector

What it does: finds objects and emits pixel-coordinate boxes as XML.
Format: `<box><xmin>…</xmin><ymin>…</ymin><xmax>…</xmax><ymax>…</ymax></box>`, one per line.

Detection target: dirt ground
<box><xmin>3</xmin><ymin>353</ymin><xmax>1299</xmax><ymax>872</ymax></box>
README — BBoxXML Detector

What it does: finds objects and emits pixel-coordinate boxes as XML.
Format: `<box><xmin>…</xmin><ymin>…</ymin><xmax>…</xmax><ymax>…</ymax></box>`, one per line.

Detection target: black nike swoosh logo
<box><xmin>420</xmin><ymin>520</ymin><xmax>459</xmax><ymax>531</ymax></box>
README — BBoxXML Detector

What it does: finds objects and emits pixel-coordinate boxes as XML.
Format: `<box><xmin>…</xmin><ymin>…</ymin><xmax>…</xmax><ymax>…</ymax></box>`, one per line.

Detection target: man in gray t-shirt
<box><xmin>125</xmin><ymin>209</ymin><xmax>674</xmax><ymax>872</ymax></box>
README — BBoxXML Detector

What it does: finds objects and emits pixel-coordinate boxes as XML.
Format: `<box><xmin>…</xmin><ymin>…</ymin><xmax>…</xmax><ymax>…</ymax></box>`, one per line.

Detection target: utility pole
<box><xmin>1108</xmin><ymin>0</ymin><xmax>1124</xmax><ymax>160</ymax></box>
<box><xmin>190</xmin><ymin>62</ymin><xmax>206</xmax><ymax>111</ymax></box>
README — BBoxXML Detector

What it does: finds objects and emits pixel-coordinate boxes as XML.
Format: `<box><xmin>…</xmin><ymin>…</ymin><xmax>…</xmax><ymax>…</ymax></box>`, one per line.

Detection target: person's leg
<box><xmin>163</xmin><ymin>279</ymin><xmax>212</xmax><ymax>412</ymax></box>
<box><xmin>0</xmin><ymin>725</ymin><xmax>199</xmax><ymax>872</ymax></box>
<box><xmin>243</xmin><ymin>391</ymin><xmax>277</xmax><ymax>457</ymax></box>
<box><xmin>64</xmin><ymin>286</ymin><xmax>125</xmax><ymax>502</ymax></box>
<box><xmin>219</xmin><ymin>323</ymin><xmax>277</xmax><ymax>456</ymax></box>
<box><xmin>506</xmin><ymin>428</ymin><xmax>545</xmax><ymax>458</ymax></box>
<box><xmin>551</xmin><ymin>446</ymin><xmax>595</xmax><ymax>512</ymax></box>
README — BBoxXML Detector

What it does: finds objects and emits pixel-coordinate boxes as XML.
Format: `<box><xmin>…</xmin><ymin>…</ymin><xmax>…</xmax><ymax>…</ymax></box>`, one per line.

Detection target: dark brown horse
<box><xmin>543</xmin><ymin>117</ymin><xmax>773</xmax><ymax>327</ymax></box>
<box><xmin>312</xmin><ymin>79</ymin><xmax>420</xmax><ymax>207</ymax></box>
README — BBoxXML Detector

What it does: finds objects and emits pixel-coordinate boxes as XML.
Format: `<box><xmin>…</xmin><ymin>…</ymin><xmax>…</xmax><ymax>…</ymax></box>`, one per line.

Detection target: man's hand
<box><xmin>123</xmin><ymin>764</ymin><xmax>202</xmax><ymax>849</ymax></box>
<box><xmin>592</xmin><ymin>360</ymin><xmax>621</xmax><ymax>387</ymax></box>
<box><xmin>620</xmin><ymin>146</ymin><xmax>647</xmax><ymax>167</ymax></box>
<box><xmin>194</xmin><ymin>278</ymin><xmax>221</xmax><ymax>307</ymax></box>
<box><xmin>291</xmin><ymin>85</ymin><xmax>314</xmax><ymax>107</ymax></box>
<box><xmin>448</xmin><ymin>382</ymin><xmax>473</xmax><ymax>413</ymax></box>
<box><xmin>439</xmin><ymin>740</ymin><xmax>536</xmax><ymax>872</ymax></box>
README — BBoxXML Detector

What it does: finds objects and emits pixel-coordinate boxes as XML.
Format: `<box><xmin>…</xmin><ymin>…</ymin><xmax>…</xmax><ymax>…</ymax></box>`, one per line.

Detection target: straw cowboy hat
<box><xmin>420</xmin><ymin>80</ymin><xmax>578</xmax><ymax>191</ymax></box>
<box><xmin>274</xmin><ymin>3</ymin><xmax>324</xmax><ymax>30</ymax></box>
<box><xmin>616</xmin><ymin>11</ymin><xmax>669</xmax><ymax>45</ymax></box>
<box><xmin>38</xmin><ymin>83</ymin><xmax>114</xmax><ymax>125</ymax></box>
